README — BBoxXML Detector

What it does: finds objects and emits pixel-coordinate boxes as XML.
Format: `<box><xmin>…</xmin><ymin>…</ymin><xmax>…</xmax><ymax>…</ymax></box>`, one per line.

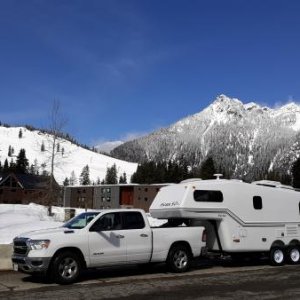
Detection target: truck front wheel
<box><xmin>51</xmin><ymin>251</ymin><xmax>82</xmax><ymax>284</ymax></box>
<box><xmin>167</xmin><ymin>245</ymin><xmax>191</xmax><ymax>273</ymax></box>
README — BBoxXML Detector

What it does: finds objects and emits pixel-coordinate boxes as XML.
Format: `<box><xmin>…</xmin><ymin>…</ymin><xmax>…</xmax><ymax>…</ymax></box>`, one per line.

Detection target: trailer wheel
<box><xmin>50</xmin><ymin>251</ymin><xmax>82</xmax><ymax>284</ymax></box>
<box><xmin>167</xmin><ymin>245</ymin><xmax>191</xmax><ymax>273</ymax></box>
<box><xmin>287</xmin><ymin>246</ymin><xmax>300</xmax><ymax>264</ymax></box>
<box><xmin>270</xmin><ymin>247</ymin><xmax>285</xmax><ymax>266</ymax></box>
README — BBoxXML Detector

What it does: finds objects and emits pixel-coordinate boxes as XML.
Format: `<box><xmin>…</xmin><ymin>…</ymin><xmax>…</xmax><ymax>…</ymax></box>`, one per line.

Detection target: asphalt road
<box><xmin>1</xmin><ymin>258</ymin><xmax>300</xmax><ymax>299</ymax></box>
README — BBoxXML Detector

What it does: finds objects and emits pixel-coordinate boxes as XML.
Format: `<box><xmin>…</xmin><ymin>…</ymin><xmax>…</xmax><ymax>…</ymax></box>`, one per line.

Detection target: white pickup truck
<box><xmin>12</xmin><ymin>209</ymin><xmax>206</xmax><ymax>284</ymax></box>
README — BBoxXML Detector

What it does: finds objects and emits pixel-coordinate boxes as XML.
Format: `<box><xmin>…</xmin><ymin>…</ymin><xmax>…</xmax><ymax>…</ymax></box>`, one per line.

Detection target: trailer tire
<box><xmin>287</xmin><ymin>246</ymin><xmax>300</xmax><ymax>264</ymax></box>
<box><xmin>167</xmin><ymin>244</ymin><xmax>191</xmax><ymax>273</ymax></box>
<box><xmin>270</xmin><ymin>247</ymin><xmax>285</xmax><ymax>266</ymax></box>
<box><xmin>50</xmin><ymin>251</ymin><xmax>82</xmax><ymax>284</ymax></box>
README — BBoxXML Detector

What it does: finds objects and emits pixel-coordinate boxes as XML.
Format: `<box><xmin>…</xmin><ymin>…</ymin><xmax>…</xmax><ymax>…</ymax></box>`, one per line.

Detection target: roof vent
<box><xmin>214</xmin><ymin>174</ymin><xmax>223</xmax><ymax>180</ymax></box>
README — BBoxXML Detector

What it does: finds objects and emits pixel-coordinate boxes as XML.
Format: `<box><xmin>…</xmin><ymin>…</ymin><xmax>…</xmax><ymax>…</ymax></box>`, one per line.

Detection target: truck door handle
<box><xmin>116</xmin><ymin>234</ymin><xmax>124</xmax><ymax>239</ymax></box>
<box><xmin>140</xmin><ymin>234</ymin><xmax>148</xmax><ymax>237</ymax></box>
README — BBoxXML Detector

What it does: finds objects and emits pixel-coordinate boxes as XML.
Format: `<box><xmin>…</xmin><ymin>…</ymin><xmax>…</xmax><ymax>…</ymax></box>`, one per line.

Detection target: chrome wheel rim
<box><xmin>173</xmin><ymin>250</ymin><xmax>188</xmax><ymax>269</ymax></box>
<box><xmin>274</xmin><ymin>249</ymin><xmax>284</xmax><ymax>264</ymax></box>
<box><xmin>58</xmin><ymin>257</ymin><xmax>78</xmax><ymax>279</ymax></box>
<box><xmin>290</xmin><ymin>248</ymin><xmax>300</xmax><ymax>262</ymax></box>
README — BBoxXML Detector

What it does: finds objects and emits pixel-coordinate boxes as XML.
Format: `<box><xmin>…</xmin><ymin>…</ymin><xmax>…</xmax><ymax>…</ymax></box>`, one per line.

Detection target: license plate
<box><xmin>13</xmin><ymin>263</ymin><xmax>18</xmax><ymax>271</ymax></box>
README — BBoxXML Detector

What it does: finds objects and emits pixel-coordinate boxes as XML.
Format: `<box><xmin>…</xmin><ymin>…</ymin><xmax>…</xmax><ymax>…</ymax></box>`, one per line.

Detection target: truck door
<box><xmin>121</xmin><ymin>212</ymin><xmax>152</xmax><ymax>263</ymax></box>
<box><xmin>88</xmin><ymin>212</ymin><xmax>127</xmax><ymax>267</ymax></box>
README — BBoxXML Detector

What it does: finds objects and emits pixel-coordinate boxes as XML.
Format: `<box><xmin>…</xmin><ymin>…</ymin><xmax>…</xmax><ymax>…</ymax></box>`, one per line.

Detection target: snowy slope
<box><xmin>0</xmin><ymin>126</ymin><xmax>138</xmax><ymax>185</ymax></box>
<box><xmin>111</xmin><ymin>95</ymin><xmax>300</xmax><ymax>180</ymax></box>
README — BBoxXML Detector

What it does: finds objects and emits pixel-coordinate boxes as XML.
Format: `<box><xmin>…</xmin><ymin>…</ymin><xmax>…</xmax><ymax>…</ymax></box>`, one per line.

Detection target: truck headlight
<box><xmin>28</xmin><ymin>240</ymin><xmax>50</xmax><ymax>250</ymax></box>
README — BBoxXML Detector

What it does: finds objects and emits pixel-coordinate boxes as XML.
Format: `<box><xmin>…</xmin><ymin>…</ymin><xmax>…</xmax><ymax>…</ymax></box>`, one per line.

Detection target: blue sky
<box><xmin>0</xmin><ymin>0</ymin><xmax>300</xmax><ymax>148</ymax></box>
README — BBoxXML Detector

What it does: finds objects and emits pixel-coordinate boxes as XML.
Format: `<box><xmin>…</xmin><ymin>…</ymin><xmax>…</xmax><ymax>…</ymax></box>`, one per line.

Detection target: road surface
<box><xmin>1</xmin><ymin>258</ymin><xmax>300</xmax><ymax>299</ymax></box>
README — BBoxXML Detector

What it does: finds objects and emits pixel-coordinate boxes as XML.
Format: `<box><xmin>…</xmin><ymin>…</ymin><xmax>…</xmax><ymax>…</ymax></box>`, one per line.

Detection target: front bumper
<box><xmin>12</xmin><ymin>255</ymin><xmax>51</xmax><ymax>274</ymax></box>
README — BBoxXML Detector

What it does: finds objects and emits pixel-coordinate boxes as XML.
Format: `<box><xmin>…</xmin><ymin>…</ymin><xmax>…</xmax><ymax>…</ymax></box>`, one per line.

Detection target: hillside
<box><xmin>0</xmin><ymin>126</ymin><xmax>138</xmax><ymax>185</ymax></box>
<box><xmin>111</xmin><ymin>95</ymin><xmax>300</xmax><ymax>181</ymax></box>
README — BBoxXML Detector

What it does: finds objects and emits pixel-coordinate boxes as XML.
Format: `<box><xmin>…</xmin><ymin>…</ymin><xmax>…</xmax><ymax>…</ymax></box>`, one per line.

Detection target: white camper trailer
<box><xmin>149</xmin><ymin>178</ymin><xmax>300</xmax><ymax>265</ymax></box>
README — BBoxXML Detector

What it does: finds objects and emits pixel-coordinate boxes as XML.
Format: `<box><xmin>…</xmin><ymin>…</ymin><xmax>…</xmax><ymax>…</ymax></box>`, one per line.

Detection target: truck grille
<box><xmin>13</xmin><ymin>238</ymin><xmax>29</xmax><ymax>255</ymax></box>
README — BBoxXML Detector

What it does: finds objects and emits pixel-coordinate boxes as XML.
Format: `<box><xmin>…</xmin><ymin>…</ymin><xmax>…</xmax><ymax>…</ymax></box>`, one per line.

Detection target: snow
<box><xmin>0</xmin><ymin>203</ymin><xmax>63</xmax><ymax>244</ymax></box>
<box><xmin>0</xmin><ymin>203</ymin><xmax>166</xmax><ymax>244</ymax></box>
<box><xmin>0</xmin><ymin>126</ymin><xmax>138</xmax><ymax>185</ymax></box>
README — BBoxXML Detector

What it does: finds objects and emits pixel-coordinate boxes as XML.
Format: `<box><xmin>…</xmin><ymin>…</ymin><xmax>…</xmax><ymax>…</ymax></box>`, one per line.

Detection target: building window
<box><xmin>194</xmin><ymin>190</ymin><xmax>223</xmax><ymax>202</ymax></box>
<box><xmin>253</xmin><ymin>196</ymin><xmax>262</xmax><ymax>210</ymax></box>
<box><xmin>144</xmin><ymin>188</ymin><xmax>148</xmax><ymax>192</ymax></box>
<box><xmin>144</xmin><ymin>197</ymin><xmax>148</xmax><ymax>201</ymax></box>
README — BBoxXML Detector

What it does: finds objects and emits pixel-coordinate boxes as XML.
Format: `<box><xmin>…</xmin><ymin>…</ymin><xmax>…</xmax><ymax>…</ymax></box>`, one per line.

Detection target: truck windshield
<box><xmin>63</xmin><ymin>212</ymin><xmax>100</xmax><ymax>229</ymax></box>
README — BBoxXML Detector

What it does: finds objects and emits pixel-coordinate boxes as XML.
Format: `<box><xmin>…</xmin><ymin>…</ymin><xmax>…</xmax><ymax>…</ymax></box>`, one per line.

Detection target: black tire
<box><xmin>287</xmin><ymin>246</ymin><xmax>300</xmax><ymax>264</ymax></box>
<box><xmin>50</xmin><ymin>251</ymin><xmax>82</xmax><ymax>284</ymax></box>
<box><xmin>270</xmin><ymin>247</ymin><xmax>285</xmax><ymax>266</ymax></box>
<box><xmin>167</xmin><ymin>245</ymin><xmax>191</xmax><ymax>273</ymax></box>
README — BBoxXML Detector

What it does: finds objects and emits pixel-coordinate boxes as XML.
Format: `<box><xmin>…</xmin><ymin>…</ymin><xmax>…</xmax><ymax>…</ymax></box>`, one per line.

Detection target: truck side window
<box><xmin>193</xmin><ymin>190</ymin><xmax>223</xmax><ymax>202</ymax></box>
<box><xmin>122</xmin><ymin>212</ymin><xmax>145</xmax><ymax>230</ymax></box>
<box><xmin>253</xmin><ymin>196</ymin><xmax>262</xmax><ymax>210</ymax></box>
<box><xmin>90</xmin><ymin>213</ymin><xmax>121</xmax><ymax>231</ymax></box>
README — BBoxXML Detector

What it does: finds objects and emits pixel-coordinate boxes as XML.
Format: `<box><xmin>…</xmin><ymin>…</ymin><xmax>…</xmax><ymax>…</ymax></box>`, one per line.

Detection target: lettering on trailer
<box><xmin>160</xmin><ymin>201</ymin><xmax>180</xmax><ymax>207</ymax></box>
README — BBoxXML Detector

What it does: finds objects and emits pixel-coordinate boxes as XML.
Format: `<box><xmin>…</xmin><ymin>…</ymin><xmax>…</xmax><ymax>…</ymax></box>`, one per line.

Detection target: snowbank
<box><xmin>0</xmin><ymin>204</ymin><xmax>166</xmax><ymax>244</ymax></box>
<box><xmin>0</xmin><ymin>203</ymin><xmax>63</xmax><ymax>244</ymax></box>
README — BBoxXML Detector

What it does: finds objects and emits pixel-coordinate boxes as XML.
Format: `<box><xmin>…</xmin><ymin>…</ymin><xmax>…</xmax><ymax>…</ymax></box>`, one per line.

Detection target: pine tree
<box><xmin>200</xmin><ymin>156</ymin><xmax>216</xmax><ymax>179</ymax></box>
<box><xmin>18</xmin><ymin>129</ymin><xmax>23</xmax><ymax>138</ymax></box>
<box><xmin>105</xmin><ymin>164</ymin><xmax>118</xmax><ymax>184</ymax></box>
<box><xmin>63</xmin><ymin>177</ymin><xmax>70</xmax><ymax>186</ymax></box>
<box><xmin>57</xmin><ymin>143</ymin><xmax>60</xmax><ymax>152</ymax></box>
<box><xmin>80</xmin><ymin>165</ymin><xmax>91</xmax><ymax>185</ymax></box>
<box><xmin>8</xmin><ymin>145</ymin><xmax>12</xmax><ymax>157</ymax></box>
<box><xmin>119</xmin><ymin>172</ymin><xmax>127</xmax><ymax>184</ymax></box>
<box><xmin>3</xmin><ymin>159</ymin><xmax>9</xmax><ymax>172</ymax></box>
<box><xmin>292</xmin><ymin>157</ymin><xmax>300</xmax><ymax>188</ymax></box>
<box><xmin>41</xmin><ymin>141</ymin><xmax>45</xmax><ymax>152</ymax></box>
<box><xmin>16</xmin><ymin>149</ymin><xmax>29</xmax><ymax>173</ymax></box>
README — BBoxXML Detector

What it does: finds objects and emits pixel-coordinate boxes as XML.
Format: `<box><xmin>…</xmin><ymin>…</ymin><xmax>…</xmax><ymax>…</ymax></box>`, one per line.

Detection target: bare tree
<box><xmin>47</xmin><ymin>99</ymin><xmax>68</xmax><ymax>212</ymax></box>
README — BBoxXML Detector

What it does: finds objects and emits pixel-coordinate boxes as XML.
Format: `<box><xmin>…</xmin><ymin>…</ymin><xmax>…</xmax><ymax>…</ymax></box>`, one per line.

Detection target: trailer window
<box><xmin>253</xmin><ymin>196</ymin><xmax>262</xmax><ymax>210</ymax></box>
<box><xmin>194</xmin><ymin>190</ymin><xmax>223</xmax><ymax>202</ymax></box>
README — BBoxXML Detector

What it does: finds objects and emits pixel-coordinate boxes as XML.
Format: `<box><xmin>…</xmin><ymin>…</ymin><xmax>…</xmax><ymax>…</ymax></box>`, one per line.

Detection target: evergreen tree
<box><xmin>119</xmin><ymin>172</ymin><xmax>127</xmax><ymax>184</ymax></box>
<box><xmin>105</xmin><ymin>164</ymin><xmax>118</xmax><ymax>184</ymax></box>
<box><xmin>80</xmin><ymin>165</ymin><xmax>91</xmax><ymax>185</ymax></box>
<box><xmin>96</xmin><ymin>177</ymin><xmax>101</xmax><ymax>185</ymax></box>
<box><xmin>9</xmin><ymin>158</ymin><xmax>16</xmax><ymax>172</ymax></box>
<box><xmin>57</xmin><ymin>143</ymin><xmax>60</xmax><ymax>152</ymax></box>
<box><xmin>3</xmin><ymin>159</ymin><xmax>9</xmax><ymax>172</ymax></box>
<box><xmin>8</xmin><ymin>145</ymin><xmax>12</xmax><ymax>157</ymax></box>
<box><xmin>63</xmin><ymin>177</ymin><xmax>70</xmax><ymax>186</ymax></box>
<box><xmin>292</xmin><ymin>157</ymin><xmax>300</xmax><ymax>188</ymax></box>
<box><xmin>18</xmin><ymin>129</ymin><xmax>23</xmax><ymax>138</ymax></box>
<box><xmin>16</xmin><ymin>149</ymin><xmax>29</xmax><ymax>173</ymax></box>
<box><xmin>41</xmin><ymin>141</ymin><xmax>45</xmax><ymax>152</ymax></box>
<box><xmin>200</xmin><ymin>156</ymin><xmax>216</xmax><ymax>179</ymax></box>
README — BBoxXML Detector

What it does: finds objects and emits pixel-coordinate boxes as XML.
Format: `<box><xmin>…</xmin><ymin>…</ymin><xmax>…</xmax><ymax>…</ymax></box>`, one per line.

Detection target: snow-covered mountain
<box><xmin>111</xmin><ymin>95</ymin><xmax>300</xmax><ymax>181</ymax></box>
<box><xmin>0</xmin><ymin>126</ymin><xmax>138</xmax><ymax>185</ymax></box>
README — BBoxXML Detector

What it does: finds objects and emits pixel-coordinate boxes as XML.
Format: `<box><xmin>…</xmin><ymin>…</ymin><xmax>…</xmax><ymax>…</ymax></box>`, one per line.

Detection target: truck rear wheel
<box><xmin>167</xmin><ymin>245</ymin><xmax>191</xmax><ymax>273</ymax></box>
<box><xmin>287</xmin><ymin>246</ymin><xmax>300</xmax><ymax>264</ymax></box>
<box><xmin>51</xmin><ymin>251</ymin><xmax>82</xmax><ymax>284</ymax></box>
<box><xmin>270</xmin><ymin>247</ymin><xmax>285</xmax><ymax>266</ymax></box>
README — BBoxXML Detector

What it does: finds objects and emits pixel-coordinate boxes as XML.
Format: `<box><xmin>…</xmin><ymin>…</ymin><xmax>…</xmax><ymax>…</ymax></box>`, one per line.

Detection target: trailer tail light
<box><xmin>202</xmin><ymin>229</ymin><xmax>207</xmax><ymax>242</ymax></box>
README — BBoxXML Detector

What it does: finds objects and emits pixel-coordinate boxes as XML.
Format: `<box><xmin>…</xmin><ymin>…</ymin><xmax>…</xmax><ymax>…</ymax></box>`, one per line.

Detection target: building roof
<box><xmin>0</xmin><ymin>172</ymin><xmax>57</xmax><ymax>189</ymax></box>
